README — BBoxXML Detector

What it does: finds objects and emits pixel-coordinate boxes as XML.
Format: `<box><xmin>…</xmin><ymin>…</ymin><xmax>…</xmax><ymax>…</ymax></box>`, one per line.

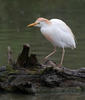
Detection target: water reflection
<box><xmin>0</xmin><ymin>92</ymin><xmax>85</xmax><ymax>100</ymax></box>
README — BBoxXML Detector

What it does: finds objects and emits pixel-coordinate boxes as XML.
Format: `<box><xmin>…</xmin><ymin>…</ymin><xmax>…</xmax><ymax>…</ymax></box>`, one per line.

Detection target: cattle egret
<box><xmin>27</xmin><ymin>17</ymin><xmax>76</xmax><ymax>67</ymax></box>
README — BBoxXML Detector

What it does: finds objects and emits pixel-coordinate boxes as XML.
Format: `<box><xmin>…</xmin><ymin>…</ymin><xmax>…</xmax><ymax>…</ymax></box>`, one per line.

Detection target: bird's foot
<box><xmin>57</xmin><ymin>64</ymin><xmax>62</xmax><ymax>68</ymax></box>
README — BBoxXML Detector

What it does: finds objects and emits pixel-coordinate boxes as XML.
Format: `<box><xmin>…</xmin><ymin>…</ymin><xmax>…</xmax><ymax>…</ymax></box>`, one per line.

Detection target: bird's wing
<box><xmin>50</xmin><ymin>19</ymin><xmax>76</xmax><ymax>48</ymax></box>
<box><xmin>50</xmin><ymin>19</ymin><xmax>75</xmax><ymax>38</ymax></box>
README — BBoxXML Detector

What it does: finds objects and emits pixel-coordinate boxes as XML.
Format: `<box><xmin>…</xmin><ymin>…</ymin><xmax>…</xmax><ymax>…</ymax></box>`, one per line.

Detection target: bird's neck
<box><xmin>45</xmin><ymin>19</ymin><xmax>51</xmax><ymax>25</ymax></box>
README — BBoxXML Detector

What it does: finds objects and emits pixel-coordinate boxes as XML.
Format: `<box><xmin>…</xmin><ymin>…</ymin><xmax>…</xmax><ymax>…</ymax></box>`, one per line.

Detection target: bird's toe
<box><xmin>57</xmin><ymin>64</ymin><xmax>62</xmax><ymax>68</ymax></box>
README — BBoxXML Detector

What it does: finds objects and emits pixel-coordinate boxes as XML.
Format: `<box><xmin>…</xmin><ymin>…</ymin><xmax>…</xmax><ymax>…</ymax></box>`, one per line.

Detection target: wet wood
<box><xmin>16</xmin><ymin>44</ymin><xmax>30</xmax><ymax>68</ymax></box>
<box><xmin>8</xmin><ymin>46</ymin><xmax>15</xmax><ymax>67</ymax></box>
<box><xmin>0</xmin><ymin>44</ymin><xmax>85</xmax><ymax>94</ymax></box>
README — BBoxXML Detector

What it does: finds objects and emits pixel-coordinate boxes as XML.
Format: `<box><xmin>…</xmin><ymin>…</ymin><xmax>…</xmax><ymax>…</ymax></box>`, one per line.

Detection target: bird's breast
<box><xmin>40</xmin><ymin>27</ymin><xmax>54</xmax><ymax>43</ymax></box>
<box><xmin>43</xmin><ymin>33</ymin><xmax>53</xmax><ymax>42</ymax></box>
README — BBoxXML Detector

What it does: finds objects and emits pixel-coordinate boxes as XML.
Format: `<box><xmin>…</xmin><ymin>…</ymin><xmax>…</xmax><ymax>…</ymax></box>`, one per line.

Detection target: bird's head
<box><xmin>27</xmin><ymin>17</ymin><xmax>51</xmax><ymax>28</ymax></box>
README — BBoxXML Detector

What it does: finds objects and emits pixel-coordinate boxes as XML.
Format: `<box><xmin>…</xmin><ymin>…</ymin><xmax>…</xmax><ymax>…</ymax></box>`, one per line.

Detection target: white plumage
<box><xmin>41</xmin><ymin>19</ymin><xmax>76</xmax><ymax>49</ymax></box>
<box><xmin>27</xmin><ymin>17</ymin><xmax>76</xmax><ymax>67</ymax></box>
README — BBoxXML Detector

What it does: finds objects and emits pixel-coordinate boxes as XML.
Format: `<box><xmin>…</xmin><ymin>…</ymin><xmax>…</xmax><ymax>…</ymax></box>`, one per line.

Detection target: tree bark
<box><xmin>1</xmin><ymin>44</ymin><xmax>84</xmax><ymax>94</ymax></box>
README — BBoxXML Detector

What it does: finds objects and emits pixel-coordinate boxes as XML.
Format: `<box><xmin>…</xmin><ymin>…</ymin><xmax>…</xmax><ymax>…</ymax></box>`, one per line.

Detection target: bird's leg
<box><xmin>44</xmin><ymin>47</ymin><xmax>56</xmax><ymax>60</ymax></box>
<box><xmin>58</xmin><ymin>48</ymin><xmax>65</xmax><ymax>67</ymax></box>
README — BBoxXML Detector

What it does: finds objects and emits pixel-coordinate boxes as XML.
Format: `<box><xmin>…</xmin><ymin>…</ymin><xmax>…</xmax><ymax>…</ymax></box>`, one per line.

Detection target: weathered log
<box><xmin>40</xmin><ymin>65</ymin><xmax>85</xmax><ymax>87</ymax></box>
<box><xmin>1</xmin><ymin>44</ymin><xmax>85</xmax><ymax>94</ymax></box>
<box><xmin>15</xmin><ymin>44</ymin><xmax>39</xmax><ymax>69</ymax></box>
<box><xmin>16</xmin><ymin>44</ymin><xmax>30</xmax><ymax>68</ymax></box>
<box><xmin>8</xmin><ymin>74</ymin><xmax>37</xmax><ymax>94</ymax></box>
<box><xmin>7</xmin><ymin>44</ymin><xmax>85</xmax><ymax>86</ymax></box>
<box><xmin>8</xmin><ymin>46</ymin><xmax>15</xmax><ymax>67</ymax></box>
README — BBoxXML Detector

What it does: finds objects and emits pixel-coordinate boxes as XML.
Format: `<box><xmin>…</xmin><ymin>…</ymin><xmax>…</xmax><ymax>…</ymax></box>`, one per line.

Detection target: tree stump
<box><xmin>0</xmin><ymin>44</ymin><xmax>85</xmax><ymax>94</ymax></box>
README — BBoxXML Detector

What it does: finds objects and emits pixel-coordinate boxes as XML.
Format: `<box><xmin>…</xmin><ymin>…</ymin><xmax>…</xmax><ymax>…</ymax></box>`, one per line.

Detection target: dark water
<box><xmin>0</xmin><ymin>0</ymin><xmax>85</xmax><ymax>99</ymax></box>
<box><xmin>1</xmin><ymin>87</ymin><xmax>85</xmax><ymax>100</ymax></box>
<box><xmin>1</xmin><ymin>93</ymin><xmax>85</xmax><ymax>100</ymax></box>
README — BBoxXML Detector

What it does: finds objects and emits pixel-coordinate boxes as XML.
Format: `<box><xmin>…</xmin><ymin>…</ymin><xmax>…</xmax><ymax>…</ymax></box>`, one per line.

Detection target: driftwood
<box><xmin>0</xmin><ymin>44</ymin><xmax>85</xmax><ymax>94</ymax></box>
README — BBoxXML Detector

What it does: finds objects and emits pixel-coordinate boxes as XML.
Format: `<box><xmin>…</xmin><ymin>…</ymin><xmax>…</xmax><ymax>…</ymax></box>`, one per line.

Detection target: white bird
<box><xmin>27</xmin><ymin>17</ymin><xmax>76</xmax><ymax>67</ymax></box>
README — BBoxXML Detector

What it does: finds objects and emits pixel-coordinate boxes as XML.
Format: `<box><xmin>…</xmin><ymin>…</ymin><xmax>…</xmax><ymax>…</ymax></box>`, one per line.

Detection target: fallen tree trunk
<box><xmin>0</xmin><ymin>44</ymin><xmax>85</xmax><ymax>94</ymax></box>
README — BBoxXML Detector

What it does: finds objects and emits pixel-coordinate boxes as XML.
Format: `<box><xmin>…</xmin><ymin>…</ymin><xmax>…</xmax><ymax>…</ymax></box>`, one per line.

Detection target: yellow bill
<box><xmin>27</xmin><ymin>22</ymin><xmax>38</xmax><ymax>27</ymax></box>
